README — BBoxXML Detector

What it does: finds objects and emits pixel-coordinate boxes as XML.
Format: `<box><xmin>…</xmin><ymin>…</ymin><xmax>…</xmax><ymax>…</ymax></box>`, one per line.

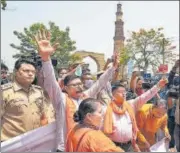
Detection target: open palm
<box><xmin>34</xmin><ymin>30</ymin><xmax>59</xmax><ymax>61</ymax></box>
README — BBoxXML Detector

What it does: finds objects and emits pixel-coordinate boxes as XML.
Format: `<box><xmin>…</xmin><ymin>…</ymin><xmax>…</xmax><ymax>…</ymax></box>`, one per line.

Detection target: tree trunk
<box><xmin>144</xmin><ymin>60</ymin><xmax>148</xmax><ymax>73</ymax></box>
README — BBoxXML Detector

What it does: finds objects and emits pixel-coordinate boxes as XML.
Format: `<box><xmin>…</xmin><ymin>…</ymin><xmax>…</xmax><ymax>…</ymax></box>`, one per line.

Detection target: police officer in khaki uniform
<box><xmin>1</xmin><ymin>58</ymin><xmax>55</xmax><ymax>141</ymax></box>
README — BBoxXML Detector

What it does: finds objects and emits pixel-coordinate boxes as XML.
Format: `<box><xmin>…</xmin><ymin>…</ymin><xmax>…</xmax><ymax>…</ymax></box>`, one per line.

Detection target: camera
<box><xmin>142</xmin><ymin>79</ymin><xmax>156</xmax><ymax>90</ymax></box>
<box><xmin>126</xmin><ymin>89</ymin><xmax>137</xmax><ymax>100</ymax></box>
<box><xmin>167</xmin><ymin>76</ymin><xmax>180</xmax><ymax>99</ymax></box>
<box><xmin>142</xmin><ymin>82</ymin><xmax>152</xmax><ymax>90</ymax></box>
<box><xmin>167</xmin><ymin>85</ymin><xmax>179</xmax><ymax>99</ymax></box>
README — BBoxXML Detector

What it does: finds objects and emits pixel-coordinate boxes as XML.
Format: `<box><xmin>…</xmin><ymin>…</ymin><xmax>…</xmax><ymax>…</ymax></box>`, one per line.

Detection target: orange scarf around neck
<box><xmin>65</xmin><ymin>94</ymin><xmax>88</xmax><ymax>137</ymax></box>
<box><xmin>103</xmin><ymin>101</ymin><xmax>139</xmax><ymax>149</ymax></box>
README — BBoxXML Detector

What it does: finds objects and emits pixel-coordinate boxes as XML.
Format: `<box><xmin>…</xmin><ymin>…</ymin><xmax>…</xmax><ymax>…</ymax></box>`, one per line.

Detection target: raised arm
<box><xmin>128</xmin><ymin>78</ymin><xmax>168</xmax><ymax>112</ymax></box>
<box><xmin>33</xmin><ymin>30</ymin><xmax>67</xmax><ymax>151</ymax></box>
<box><xmin>33</xmin><ymin>30</ymin><xmax>65</xmax><ymax>109</ymax></box>
<box><xmin>130</xmin><ymin>71</ymin><xmax>138</xmax><ymax>93</ymax></box>
<box><xmin>84</xmin><ymin>52</ymin><xmax>119</xmax><ymax>98</ymax></box>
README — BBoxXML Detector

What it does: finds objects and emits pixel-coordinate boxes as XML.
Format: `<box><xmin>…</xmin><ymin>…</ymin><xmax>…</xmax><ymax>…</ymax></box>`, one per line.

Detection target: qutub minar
<box><xmin>113</xmin><ymin>2</ymin><xmax>127</xmax><ymax>80</ymax></box>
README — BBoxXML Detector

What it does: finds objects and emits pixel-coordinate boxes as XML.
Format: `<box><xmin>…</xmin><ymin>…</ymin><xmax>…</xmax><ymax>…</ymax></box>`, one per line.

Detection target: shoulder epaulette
<box><xmin>32</xmin><ymin>84</ymin><xmax>42</xmax><ymax>89</ymax></box>
<box><xmin>1</xmin><ymin>83</ymin><xmax>13</xmax><ymax>90</ymax></box>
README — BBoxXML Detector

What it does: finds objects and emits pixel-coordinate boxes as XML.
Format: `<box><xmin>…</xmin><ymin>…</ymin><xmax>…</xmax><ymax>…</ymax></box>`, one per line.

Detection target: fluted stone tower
<box><xmin>113</xmin><ymin>2</ymin><xmax>127</xmax><ymax>80</ymax></box>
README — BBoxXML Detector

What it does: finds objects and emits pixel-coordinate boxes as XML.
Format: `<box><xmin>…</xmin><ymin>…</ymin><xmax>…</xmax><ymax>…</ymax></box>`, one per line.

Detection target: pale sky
<box><xmin>1</xmin><ymin>1</ymin><xmax>179</xmax><ymax>72</ymax></box>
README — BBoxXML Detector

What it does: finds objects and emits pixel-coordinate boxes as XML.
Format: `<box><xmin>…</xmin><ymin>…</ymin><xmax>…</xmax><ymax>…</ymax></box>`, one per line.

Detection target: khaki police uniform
<box><xmin>1</xmin><ymin>81</ymin><xmax>55</xmax><ymax>141</ymax></box>
<box><xmin>42</xmin><ymin>89</ymin><xmax>56</xmax><ymax>123</ymax></box>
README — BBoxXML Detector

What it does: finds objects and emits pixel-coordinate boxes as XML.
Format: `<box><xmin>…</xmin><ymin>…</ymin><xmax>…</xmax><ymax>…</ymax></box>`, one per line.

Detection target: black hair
<box><xmin>73</xmin><ymin>98</ymin><xmax>100</xmax><ymax>123</ymax></box>
<box><xmin>136</xmin><ymin>77</ymin><xmax>144</xmax><ymax>83</ymax></box>
<box><xmin>58</xmin><ymin>67</ymin><xmax>68</xmax><ymax>74</ymax></box>
<box><xmin>14</xmin><ymin>58</ymin><xmax>36</xmax><ymax>70</ymax></box>
<box><xmin>1</xmin><ymin>63</ymin><xmax>9</xmax><ymax>71</ymax></box>
<box><xmin>64</xmin><ymin>74</ymin><xmax>80</xmax><ymax>86</ymax></box>
<box><xmin>82</xmin><ymin>69</ymin><xmax>90</xmax><ymax>74</ymax></box>
<box><xmin>97</xmin><ymin>73</ymin><xmax>104</xmax><ymax>79</ymax></box>
<box><xmin>81</xmin><ymin>72</ymin><xmax>91</xmax><ymax>80</ymax></box>
<box><xmin>82</xmin><ymin>72</ymin><xmax>91</xmax><ymax>76</ymax></box>
<box><xmin>111</xmin><ymin>83</ymin><xmax>125</xmax><ymax>92</ymax></box>
<box><xmin>154</xmin><ymin>99</ymin><xmax>167</xmax><ymax>108</ymax></box>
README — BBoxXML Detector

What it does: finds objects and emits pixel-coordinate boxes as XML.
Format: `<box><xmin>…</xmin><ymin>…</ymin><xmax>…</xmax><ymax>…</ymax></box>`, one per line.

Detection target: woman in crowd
<box><xmin>66</xmin><ymin>98</ymin><xmax>124</xmax><ymax>152</ymax></box>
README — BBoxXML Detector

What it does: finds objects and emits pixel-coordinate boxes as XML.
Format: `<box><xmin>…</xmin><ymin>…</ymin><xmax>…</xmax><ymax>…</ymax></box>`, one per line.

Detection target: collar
<box><xmin>13</xmin><ymin>80</ymin><xmax>35</xmax><ymax>92</ymax></box>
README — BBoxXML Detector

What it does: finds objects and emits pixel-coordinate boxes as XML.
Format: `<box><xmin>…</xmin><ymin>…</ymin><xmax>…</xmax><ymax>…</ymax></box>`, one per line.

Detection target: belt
<box><xmin>114</xmin><ymin>140</ymin><xmax>131</xmax><ymax>146</ymax></box>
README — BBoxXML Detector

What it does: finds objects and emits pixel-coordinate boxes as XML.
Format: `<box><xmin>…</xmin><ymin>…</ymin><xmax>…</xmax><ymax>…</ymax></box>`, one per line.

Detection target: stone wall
<box><xmin>74</xmin><ymin>51</ymin><xmax>105</xmax><ymax>71</ymax></box>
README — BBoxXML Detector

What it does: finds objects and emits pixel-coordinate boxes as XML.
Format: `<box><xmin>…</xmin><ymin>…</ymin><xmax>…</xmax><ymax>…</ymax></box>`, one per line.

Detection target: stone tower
<box><xmin>113</xmin><ymin>2</ymin><xmax>127</xmax><ymax>80</ymax></box>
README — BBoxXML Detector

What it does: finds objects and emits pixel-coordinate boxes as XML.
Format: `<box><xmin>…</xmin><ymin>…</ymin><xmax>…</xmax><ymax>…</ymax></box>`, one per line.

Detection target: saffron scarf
<box><xmin>103</xmin><ymin>101</ymin><xmax>140</xmax><ymax>151</ymax></box>
<box><xmin>65</xmin><ymin>94</ymin><xmax>88</xmax><ymax>137</ymax></box>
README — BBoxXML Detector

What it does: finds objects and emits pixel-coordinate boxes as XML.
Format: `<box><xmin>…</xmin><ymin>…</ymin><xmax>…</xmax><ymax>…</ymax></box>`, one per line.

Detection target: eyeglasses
<box><xmin>1</xmin><ymin>71</ymin><xmax>7</xmax><ymax>74</ymax></box>
<box><xmin>67</xmin><ymin>83</ymin><xmax>83</xmax><ymax>88</ymax></box>
<box><xmin>119</xmin><ymin>90</ymin><xmax>127</xmax><ymax>94</ymax></box>
<box><xmin>60</xmin><ymin>73</ymin><xmax>67</xmax><ymax>75</ymax></box>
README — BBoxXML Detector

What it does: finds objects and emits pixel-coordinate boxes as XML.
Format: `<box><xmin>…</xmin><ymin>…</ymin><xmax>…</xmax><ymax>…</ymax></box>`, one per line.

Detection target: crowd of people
<box><xmin>1</xmin><ymin>30</ymin><xmax>179</xmax><ymax>152</ymax></box>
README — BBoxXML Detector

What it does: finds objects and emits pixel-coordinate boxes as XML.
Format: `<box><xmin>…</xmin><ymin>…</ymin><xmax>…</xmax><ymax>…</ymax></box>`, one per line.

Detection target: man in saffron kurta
<box><xmin>136</xmin><ymin>101</ymin><xmax>171</xmax><ymax>151</ymax></box>
<box><xmin>34</xmin><ymin>30</ymin><xmax>119</xmax><ymax>151</ymax></box>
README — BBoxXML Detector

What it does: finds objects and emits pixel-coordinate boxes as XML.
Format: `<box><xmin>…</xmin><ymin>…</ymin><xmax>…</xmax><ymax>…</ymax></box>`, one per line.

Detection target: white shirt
<box><xmin>109</xmin><ymin>111</ymin><xmax>133</xmax><ymax>143</ymax></box>
<box><xmin>102</xmin><ymin>84</ymin><xmax>160</xmax><ymax>143</ymax></box>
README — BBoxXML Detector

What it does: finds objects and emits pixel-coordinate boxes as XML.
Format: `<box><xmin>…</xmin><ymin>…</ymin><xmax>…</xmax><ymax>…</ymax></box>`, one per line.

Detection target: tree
<box><xmin>119</xmin><ymin>47</ymin><xmax>131</xmax><ymax>65</ymax></box>
<box><xmin>116</xmin><ymin>46</ymin><xmax>131</xmax><ymax>80</ymax></box>
<box><xmin>1</xmin><ymin>0</ymin><xmax>7</xmax><ymax>10</ymax></box>
<box><xmin>10</xmin><ymin>22</ymin><xmax>81</xmax><ymax>68</ymax></box>
<box><xmin>126</xmin><ymin>27</ymin><xmax>174</xmax><ymax>73</ymax></box>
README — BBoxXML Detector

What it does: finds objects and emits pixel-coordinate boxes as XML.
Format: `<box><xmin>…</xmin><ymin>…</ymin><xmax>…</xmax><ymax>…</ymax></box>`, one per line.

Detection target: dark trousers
<box><xmin>168</xmin><ymin>116</ymin><xmax>175</xmax><ymax>148</ymax></box>
<box><xmin>114</xmin><ymin>141</ymin><xmax>132</xmax><ymax>152</ymax></box>
<box><xmin>56</xmin><ymin>149</ymin><xmax>63</xmax><ymax>152</ymax></box>
<box><xmin>174</xmin><ymin>123</ymin><xmax>180</xmax><ymax>152</ymax></box>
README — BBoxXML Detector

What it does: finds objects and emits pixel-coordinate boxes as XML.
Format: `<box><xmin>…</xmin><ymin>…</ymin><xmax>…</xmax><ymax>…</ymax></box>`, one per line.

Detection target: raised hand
<box><xmin>158</xmin><ymin>77</ymin><xmax>168</xmax><ymax>89</ymax></box>
<box><xmin>113</xmin><ymin>51</ymin><xmax>120</xmax><ymax>69</ymax></box>
<box><xmin>107</xmin><ymin>58</ymin><xmax>112</xmax><ymax>64</ymax></box>
<box><xmin>34</xmin><ymin>29</ymin><xmax>59</xmax><ymax>61</ymax></box>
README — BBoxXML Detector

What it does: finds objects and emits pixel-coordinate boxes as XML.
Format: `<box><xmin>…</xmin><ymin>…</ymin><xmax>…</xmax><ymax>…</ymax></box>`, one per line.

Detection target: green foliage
<box><xmin>126</xmin><ymin>27</ymin><xmax>173</xmax><ymax>72</ymax></box>
<box><xmin>10</xmin><ymin>21</ymin><xmax>82</xmax><ymax>68</ymax></box>
<box><xmin>1</xmin><ymin>0</ymin><xmax>7</xmax><ymax>10</ymax></box>
<box><xmin>119</xmin><ymin>47</ymin><xmax>131</xmax><ymax>65</ymax></box>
